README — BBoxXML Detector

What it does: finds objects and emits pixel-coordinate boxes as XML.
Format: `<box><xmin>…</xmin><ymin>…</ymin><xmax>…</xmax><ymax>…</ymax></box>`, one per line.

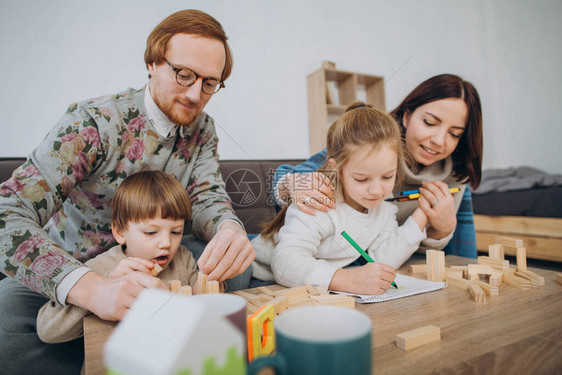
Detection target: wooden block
<box><xmin>409</xmin><ymin>264</ymin><xmax>427</xmax><ymax>274</ymax></box>
<box><xmin>557</xmin><ymin>273</ymin><xmax>562</xmax><ymax>285</ymax></box>
<box><xmin>436</xmin><ymin>251</ymin><xmax>446</xmax><ymax>282</ymax></box>
<box><xmin>288</xmin><ymin>296</ymin><xmax>314</xmax><ymax>308</ymax></box>
<box><xmin>502</xmin><ymin>268</ymin><xmax>516</xmax><ymax>276</ymax></box>
<box><xmin>256</xmin><ymin>286</ymin><xmax>276</xmax><ymax>297</ymax></box>
<box><xmin>450</xmin><ymin>266</ymin><xmax>468</xmax><ymax>270</ymax></box>
<box><xmin>475</xmin><ymin>280</ymin><xmax>498</xmax><ymax>296</ymax></box>
<box><xmin>469</xmin><ymin>283</ymin><xmax>486</xmax><ymax>303</ymax></box>
<box><xmin>151</xmin><ymin>263</ymin><xmax>163</xmax><ymax>276</ymax></box>
<box><xmin>265</xmin><ymin>296</ymin><xmax>289</xmax><ymax>315</ymax></box>
<box><xmin>503</xmin><ymin>274</ymin><xmax>532</xmax><ymax>289</ymax></box>
<box><xmin>169</xmin><ymin>279</ymin><xmax>181</xmax><ymax>293</ymax></box>
<box><xmin>489</xmin><ymin>273</ymin><xmax>503</xmax><ymax>287</ymax></box>
<box><xmin>467</xmin><ymin>264</ymin><xmax>494</xmax><ymax>276</ymax></box>
<box><xmin>495</xmin><ymin>236</ymin><xmax>524</xmax><ymax>249</ymax></box>
<box><xmin>445</xmin><ymin>268</ymin><xmax>464</xmax><ymax>279</ymax></box>
<box><xmin>314</xmin><ymin>286</ymin><xmax>329</xmax><ymax>296</ymax></box>
<box><xmin>488</xmin><ymin>243</ymin><xmax>505</xmax><ymax>260</ymax></box>
<box><xmin>178</xmin><ymin>285</ymin><xmax>192</xmax><ymax>296</ymax></box>
<box><xmin>477</xmin><ymin>256</ymin><xmax>509</xmax><ymax>270</ymax></box>
<box><xmin>275</xmin><ymin>286</ymin><xmax>309</xmax><ymax>302</ymax></box>
<box><xmin>194</xmin><ymin>272</ymin><xmax>207</xmax><ymax>295</ymax></box>
<box><xmin>246</xmin><ymin>303</ymin><xmax>261</xmax><ymax>315</ymax></box>
<box><xmin>426</xmin><ymin>251</ymin><xmax>435</xmax><ymax>281</ymax></box>
<box><xmin>310</xmin><ymin>295</ymin><xmax>356</xmax><ymax>308</ymax></box>
<box><xmin>445</xmin><ymin>275</ymin><xmax>472</xmax><ymax>290</ymax></box>
<box><xmin>232</xmin><ymin>290</ymin><xmax>263</xmax><ymax>307</ymax></box>
<box><xmin>426</xmin><ymin>250</ymin><xmax>445</xmax><ymax>282</ymax></box>
<box><xmin>306</xmin><ymin>285</ymin><xmax>320</xmax><ymax>295</ymax></box>
<box><xmin>396</xmin><ymin>325</ymin><xmax>441</xmax><ymax>351</ymax></box>
<box><xmin>259</xmin><ymin>294</ymin><xmax>275</xmax><ymax>303</ymax></box>
<box><xmin>516</xmin><ymin>247</ymin><xmax>527</xmax><ymax>271</ymax></box>
<box><xmin>206</xmin><ymin>280</ymin><xmax>220</xmax><ymax>294</ymax></box>
<box><xmin>515</xmin><ymin>270</ymin><xmax>545</xmax><ymax>287</ymax></box>
<box><xmin>490</xmin><ymin>269</ymin><xmax>504</xmax><ymax>278</ymax></box>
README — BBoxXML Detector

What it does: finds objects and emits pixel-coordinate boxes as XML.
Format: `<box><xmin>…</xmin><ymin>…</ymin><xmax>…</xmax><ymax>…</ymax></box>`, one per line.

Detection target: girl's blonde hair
<box><xmin>111</xmin><ymin>170</ymin><xmax>192</xmax><ymax>232</ymax></box>
<box><xmin>261</xmin><ymin>102</ymin><xmax>405</xmax><ymax>242</ymax></box>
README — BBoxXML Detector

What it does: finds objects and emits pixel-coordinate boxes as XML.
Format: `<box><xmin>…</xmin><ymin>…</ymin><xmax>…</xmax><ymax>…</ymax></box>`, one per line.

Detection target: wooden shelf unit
<box><xmin>306</xmin><ymin>63</ymin><xmax>386</xmax><ymax>153</ymax></box>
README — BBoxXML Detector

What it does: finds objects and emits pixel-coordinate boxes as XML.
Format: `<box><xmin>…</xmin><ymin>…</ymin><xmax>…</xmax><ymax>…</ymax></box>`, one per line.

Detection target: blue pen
<box><xmin>398</xmin><ymin>189</ymin><xmax>419</xmax><ymax>195</ymax></box>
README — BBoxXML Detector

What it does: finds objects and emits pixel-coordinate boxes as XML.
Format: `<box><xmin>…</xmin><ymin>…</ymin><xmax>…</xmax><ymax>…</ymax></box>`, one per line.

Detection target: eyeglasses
<box><xmin>163</xmin><ymin>58</ymin><xmax>225</xmax><ymax>95</ymax></box>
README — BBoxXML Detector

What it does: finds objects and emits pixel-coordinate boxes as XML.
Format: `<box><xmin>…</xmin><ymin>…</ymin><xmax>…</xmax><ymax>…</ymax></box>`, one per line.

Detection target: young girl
<box><xmin>36</xmin><ymin>170</ymin><xmax>199</xmax><ymax>343</ymax></box>
<box><xmin>252</xmin><ymin>103</ymin><xmax>428</xmax><ymax>295</ymax></box>
<box><xmin>274</xmin><ymin>74</ymin><xmax>483</xmax><ymax>257</ymax></box>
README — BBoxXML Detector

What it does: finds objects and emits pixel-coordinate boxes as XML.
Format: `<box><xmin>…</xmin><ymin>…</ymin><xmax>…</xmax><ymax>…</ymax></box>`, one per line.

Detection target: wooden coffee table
<box><xmin>83</xmin><ymin>256</ymin><xmax>562</xmax><ymax>374</ymax></box>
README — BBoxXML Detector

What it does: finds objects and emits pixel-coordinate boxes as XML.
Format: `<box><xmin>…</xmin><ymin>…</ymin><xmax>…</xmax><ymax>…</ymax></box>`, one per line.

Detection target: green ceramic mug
<box><xmin>247</xmin><ymin>305</ymin><xmax>372</xmax><ymax>375</ymax></box>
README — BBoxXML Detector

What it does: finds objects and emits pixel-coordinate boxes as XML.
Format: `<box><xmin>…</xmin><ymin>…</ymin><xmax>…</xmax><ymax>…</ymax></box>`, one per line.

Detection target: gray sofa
<box><xmin>0</xmin><ymin>157</ymin><xmax>303</xmax><ymax>280</ymax></box>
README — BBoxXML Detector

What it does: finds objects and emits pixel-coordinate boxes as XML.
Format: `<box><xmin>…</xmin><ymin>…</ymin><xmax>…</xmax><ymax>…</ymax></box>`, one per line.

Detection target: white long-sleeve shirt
<box><xmin>251</xmin><ymin>202</ymin><xmax>426</xmax><ymax>289</ymax></box>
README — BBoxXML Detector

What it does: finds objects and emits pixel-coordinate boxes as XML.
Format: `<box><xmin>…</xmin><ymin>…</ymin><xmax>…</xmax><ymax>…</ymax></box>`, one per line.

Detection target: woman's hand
<box><xmin>418</xmin><ymin>181</ymin><xmax>457</xmax><ymax>239</ymax></box>
<box><xmin>279</xmin><ymin>172</ymin><xmax>336</xmax><ymax>215</ymax></box>
<box><xmin>108</xmin><ymin>257</ymin><xmax>154</xmax><ymax>278</ymax></box>
<box><xmin>329</xmin><ymin>263</ymin><xmax>396</xmax><ymax>295</ymax></box>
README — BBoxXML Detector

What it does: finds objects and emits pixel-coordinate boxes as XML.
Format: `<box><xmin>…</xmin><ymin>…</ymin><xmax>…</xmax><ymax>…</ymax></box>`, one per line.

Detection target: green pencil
<box><xmin>341</xmin><ymin>231</ymin><xmax>398</xmax><ymax>289</ymax></box>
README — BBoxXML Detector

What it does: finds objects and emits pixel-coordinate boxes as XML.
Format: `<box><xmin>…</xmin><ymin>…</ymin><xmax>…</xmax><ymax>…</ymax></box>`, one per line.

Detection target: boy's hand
<box><xmin>329</xmin><ymin>263</ymin><xmax>396</xmax><ymax>295</ymax></box>
<box><xmin>108</xmin><ymin>257</ymin><xmax>155</xmax><ymax>278</ymax></box>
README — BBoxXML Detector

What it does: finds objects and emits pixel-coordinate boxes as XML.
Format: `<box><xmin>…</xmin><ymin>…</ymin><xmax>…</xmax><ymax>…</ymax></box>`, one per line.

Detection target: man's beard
<box><xmin>153</xmin><ymin>94</ymin><xmax>202</xmax><ymax>126</ymax></box>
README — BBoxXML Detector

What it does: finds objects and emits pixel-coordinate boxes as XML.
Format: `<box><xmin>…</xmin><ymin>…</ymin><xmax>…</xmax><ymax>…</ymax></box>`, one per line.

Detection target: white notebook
<box><xmin>333</xmin><ymin>273</ymin><xmax>447</xmax><ymax>303</ymax></box>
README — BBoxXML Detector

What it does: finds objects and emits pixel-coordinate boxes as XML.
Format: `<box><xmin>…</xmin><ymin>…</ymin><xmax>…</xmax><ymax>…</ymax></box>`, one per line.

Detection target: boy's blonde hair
<box><xmin>261</xmin><ymin>102</ymin><xmax>405</xmax><ymax>242</ymax></box>
<box><xmin>111</xmin><ymin>170</ymin><xmax>192</xmax><ymax>232</ymax></box>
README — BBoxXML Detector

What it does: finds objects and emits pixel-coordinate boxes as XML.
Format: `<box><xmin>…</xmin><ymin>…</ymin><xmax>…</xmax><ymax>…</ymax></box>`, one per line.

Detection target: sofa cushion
<box><xmin>219</xmin><ymin>160</ymin><xmax>304</xmax><ymax>234</ymax></box>
<box><xmin>0</xmin><ymin>158</ymin><xmax>26</xmax><ymax>184</ymax></box>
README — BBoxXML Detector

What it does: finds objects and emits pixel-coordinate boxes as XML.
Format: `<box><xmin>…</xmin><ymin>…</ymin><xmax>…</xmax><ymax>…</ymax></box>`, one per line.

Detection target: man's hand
<box><xmin>66</xmin><ymin>270</ymin><xmax>168</xmax><ymax>321</ymax></box>
<box><xmin>197</xmin><ymin>221</ymin><xmax>255</xmax><ymax>282</ymax></box>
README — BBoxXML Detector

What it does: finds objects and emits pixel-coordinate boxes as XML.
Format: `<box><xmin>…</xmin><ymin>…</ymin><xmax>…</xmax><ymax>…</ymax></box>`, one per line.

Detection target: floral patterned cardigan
<box><xmin>0</xmin><ymin>87</ymin><xmax>241</xmax><ymax>300</ymax></box>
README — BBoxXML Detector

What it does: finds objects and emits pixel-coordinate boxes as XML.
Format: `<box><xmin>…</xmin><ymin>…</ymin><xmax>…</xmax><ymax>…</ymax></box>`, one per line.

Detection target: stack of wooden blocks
<box><xmin>413</xmin><ymin>236</ymin><xmax>546</xmax><ymax>303</ymax></box>
<box><xmin>152</xmin><ymin>266</ymin><xmax>220</xmax><ymax>296</ymax></box>
<box><xmin>394</xmin><ymin>235</ymin><xmax>558</xmax><ymax>352</ymax></box>
<box><xmin>232</xmin><ymin>285</ymin><xmax>356</xmax><ymax>316</ymax></box>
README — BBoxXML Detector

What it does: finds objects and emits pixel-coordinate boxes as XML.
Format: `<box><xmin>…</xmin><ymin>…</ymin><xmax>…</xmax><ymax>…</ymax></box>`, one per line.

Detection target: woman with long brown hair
<box><xmin>272</xmin><ymin>74</ymin><xmax>482</xmax><ymax>256</ymax></box>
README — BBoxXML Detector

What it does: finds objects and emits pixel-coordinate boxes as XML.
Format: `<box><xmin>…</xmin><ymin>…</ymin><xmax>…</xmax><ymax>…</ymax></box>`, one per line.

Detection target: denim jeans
<box><xmin>0</xmin><ymin>277</ymin><xmax>84</xmax><ymax>375</ymax></box>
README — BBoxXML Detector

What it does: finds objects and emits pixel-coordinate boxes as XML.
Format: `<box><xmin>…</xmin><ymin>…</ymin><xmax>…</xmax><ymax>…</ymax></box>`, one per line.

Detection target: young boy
<box><xmin>37</xmin><ymin>170</ymin><xmax>199</xmax><ymax>343</ymax></box>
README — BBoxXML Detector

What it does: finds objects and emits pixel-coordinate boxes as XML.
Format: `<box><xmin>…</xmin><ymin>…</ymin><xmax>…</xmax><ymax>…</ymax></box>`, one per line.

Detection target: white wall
<box><xmin>1</xmin><ymin>0</ymin><xmax>561</xmax><ymax>173</ymax></box>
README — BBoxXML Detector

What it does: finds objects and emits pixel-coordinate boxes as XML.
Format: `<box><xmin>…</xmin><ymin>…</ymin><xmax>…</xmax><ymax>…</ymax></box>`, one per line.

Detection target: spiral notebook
<box><xmin>333</xmin><ymin>274</ymin><xmax>447</xmax><ymax>303</ymax></box>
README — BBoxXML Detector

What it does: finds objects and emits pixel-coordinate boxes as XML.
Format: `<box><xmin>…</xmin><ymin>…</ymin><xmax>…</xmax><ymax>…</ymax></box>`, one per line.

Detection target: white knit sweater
<box><xmin>252</xmin><ymin>202</ymin><xmax>426</xmax><ymax>289</ymax></box>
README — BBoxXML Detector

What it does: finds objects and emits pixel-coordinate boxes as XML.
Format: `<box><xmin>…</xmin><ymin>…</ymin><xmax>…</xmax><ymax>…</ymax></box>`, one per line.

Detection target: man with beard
<box><xmin>0</xmin><ymin>9</ymin><xmax>255</xmax><ymax>374</ymax></box>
